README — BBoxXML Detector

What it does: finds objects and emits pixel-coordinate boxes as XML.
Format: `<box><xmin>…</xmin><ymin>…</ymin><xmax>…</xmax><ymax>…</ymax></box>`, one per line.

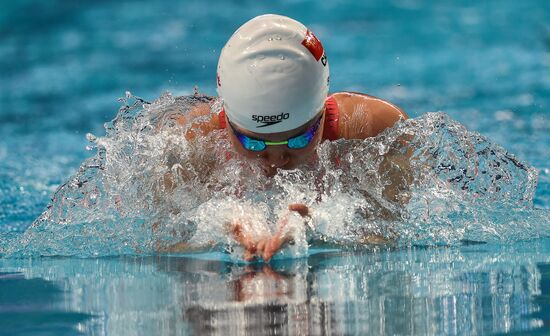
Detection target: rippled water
<box><xmin>1</xmin><ymin>0</ymin><xmax>549</xmax><ymax>334</ymax></box>
<box><xmin>1</xmin><ymin>240</ymin><xmax>549</xmax><ymax>335</ymax></box>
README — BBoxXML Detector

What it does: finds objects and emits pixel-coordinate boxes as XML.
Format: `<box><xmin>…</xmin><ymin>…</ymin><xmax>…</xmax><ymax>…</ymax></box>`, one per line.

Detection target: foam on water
<box><xmin>2</xmin><ymin>92</ymin><xmax>547</xmax><ymax>258</ymax></box>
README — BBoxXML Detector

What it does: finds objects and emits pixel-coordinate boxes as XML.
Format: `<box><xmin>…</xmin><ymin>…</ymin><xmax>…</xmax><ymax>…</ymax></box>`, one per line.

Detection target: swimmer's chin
<box><xmin>263</xmin><ymin>166</ymin><xmax>282</xmax><ymax>177</ymax></box>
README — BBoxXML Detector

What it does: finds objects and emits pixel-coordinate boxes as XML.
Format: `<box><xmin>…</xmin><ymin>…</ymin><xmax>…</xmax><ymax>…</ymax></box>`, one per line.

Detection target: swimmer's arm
<box><xmin>266</xmin><ymin>204</ymin><xmax>393</xmax><ymax>256</ymax></box>
<box><xmin>154</xmin><ymin>101</ymin><xmax>222</xmax><ymax>192</ymax></box>
<box><xmin>331</xmin><ymin>92</ymin><xmax>408</xmax><ymax>140</ymax></box>
<box><xmin>379</xmin><ymin>146</ymin><xmax>414</xmax><ymax>204</ymax></box>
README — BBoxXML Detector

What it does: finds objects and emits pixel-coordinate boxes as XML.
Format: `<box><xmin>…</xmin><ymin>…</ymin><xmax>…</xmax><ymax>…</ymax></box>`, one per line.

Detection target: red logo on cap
<box><xmin>301</xmin><ymin>30</ymin><xmax>324</xmax><ymax>61</ymax></box>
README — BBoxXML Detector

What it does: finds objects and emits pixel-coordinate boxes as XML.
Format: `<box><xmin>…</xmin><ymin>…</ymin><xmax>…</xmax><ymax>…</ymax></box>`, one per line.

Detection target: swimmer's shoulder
<box><xmin>167</xmin><ymin>95</ymin><xmax>223</xmax><ymax>140</ymax></box>
<box><xmin>329</xmin><ymin>91</ymin><xmax>408</xmax><ymax>140</ymax></box>
<box><xmin>169</xmin><ymin>96</ymin><xmax>217</xmax><ymax>126</ymax></box>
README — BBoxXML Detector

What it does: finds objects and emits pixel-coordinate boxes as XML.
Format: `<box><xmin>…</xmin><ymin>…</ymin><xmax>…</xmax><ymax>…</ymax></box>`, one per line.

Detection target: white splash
<box><xmin>3</xmin><ymin>92</ymin><xmax>547</xmax><ymax>258</ymax></box>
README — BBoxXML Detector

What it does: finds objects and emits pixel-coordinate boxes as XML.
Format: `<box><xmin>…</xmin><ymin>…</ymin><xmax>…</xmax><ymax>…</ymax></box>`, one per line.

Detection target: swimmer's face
<box><xmin>227</xmin><ymin>111</ymin><xmax>325</xmax><ymax>176</ymax></box>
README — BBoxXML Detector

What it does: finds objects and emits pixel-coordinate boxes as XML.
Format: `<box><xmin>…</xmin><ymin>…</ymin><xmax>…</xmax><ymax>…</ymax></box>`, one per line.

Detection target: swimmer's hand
<box><xmin>288</xmin><ymin>203</ymin><xmax>310</xmax><ymax>217</ymax></box>
<box><xmin>230</xmin><ymin>221</ymin><xmax>269</xmax><ymax>261</ymax></box>
<box><xmin>230</xmin><ymin>203</ymin><xmax>311</xmax><ymax>262</ymax></box>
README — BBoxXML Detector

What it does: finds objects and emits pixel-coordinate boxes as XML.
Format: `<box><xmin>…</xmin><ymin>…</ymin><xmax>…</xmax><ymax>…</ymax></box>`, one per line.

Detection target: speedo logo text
<box><xmin>252</xmin><ymin>113</ymin><xmax>290</xmax><ymax>128</ymax></box>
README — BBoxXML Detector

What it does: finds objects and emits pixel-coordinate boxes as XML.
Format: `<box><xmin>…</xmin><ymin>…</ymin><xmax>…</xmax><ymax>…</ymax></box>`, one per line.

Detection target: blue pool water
<box><xmin>1</xmin><ymin>0</ymin><xmax>549</xmax><ymax>334</ymax></box>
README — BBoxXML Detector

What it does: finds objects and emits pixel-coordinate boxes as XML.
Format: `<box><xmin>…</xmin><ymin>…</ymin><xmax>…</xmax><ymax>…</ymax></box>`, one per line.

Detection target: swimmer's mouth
<box><xmin>263</xmin><ymin>162</ymin><xmax>297</xmax><ymax>176</ymax></box>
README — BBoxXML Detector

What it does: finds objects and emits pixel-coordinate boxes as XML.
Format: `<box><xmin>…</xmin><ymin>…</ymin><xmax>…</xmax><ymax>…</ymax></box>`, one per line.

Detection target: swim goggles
<box><xmin>228</xmin><ymin>115</ymin><xmax>322</xmax><ymax>152</ymax></box>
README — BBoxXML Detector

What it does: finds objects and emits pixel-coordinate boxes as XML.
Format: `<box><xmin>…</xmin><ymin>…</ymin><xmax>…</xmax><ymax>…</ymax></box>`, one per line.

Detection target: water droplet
<box><xmin>86</xmin><ymin>133</ymin><xmax>97</xmax><ymax>142</ymax></box>
<box><xmin>268</xmin><ymin>37</ymin><xmax>273</xmax><ymax>41</ymax></box>
<box><xmin>280</xmin><ymin>55</ymin><xmax>285</xmax><ymax>60</ymax></box>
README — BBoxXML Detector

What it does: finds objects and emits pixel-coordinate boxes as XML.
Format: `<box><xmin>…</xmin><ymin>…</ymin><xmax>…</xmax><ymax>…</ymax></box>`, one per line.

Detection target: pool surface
<box><xmin>1</xmin><ymin>0</ymin><xmax>549</xmax><ymax>334</ymax></box>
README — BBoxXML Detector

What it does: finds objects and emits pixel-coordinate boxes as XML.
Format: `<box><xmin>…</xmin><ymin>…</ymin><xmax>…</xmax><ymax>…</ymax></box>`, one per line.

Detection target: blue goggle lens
<box><xmin>287</xmin><ymin>134</ymin><xmax>312</xmax><ymax>149</ymax></box>
<box><xmin>238</xmin><ymin>134</ymin><xmax>267</xmax><ymax>151</ymax></box>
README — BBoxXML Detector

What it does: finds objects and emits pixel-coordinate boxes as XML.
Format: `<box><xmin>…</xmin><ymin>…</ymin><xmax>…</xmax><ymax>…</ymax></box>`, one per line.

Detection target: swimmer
<box><xmin>162</xmin><ymin>14</ymin><xmax>410</xmax><ymax>260</ymax></box>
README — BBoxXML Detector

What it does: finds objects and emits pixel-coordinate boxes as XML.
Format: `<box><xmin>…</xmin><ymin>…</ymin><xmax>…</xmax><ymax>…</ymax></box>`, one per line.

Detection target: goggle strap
<box><xmin>264</xmin><ymin>140</ymin><xmax>289</xmax><ymax>145</ymax></box>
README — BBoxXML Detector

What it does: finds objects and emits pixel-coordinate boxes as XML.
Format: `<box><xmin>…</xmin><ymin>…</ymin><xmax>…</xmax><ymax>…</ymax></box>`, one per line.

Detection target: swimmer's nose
<box><xmin>266</xmin><ymin>148</ymin><xmax>290</xmax><ymax>168</ymax></box>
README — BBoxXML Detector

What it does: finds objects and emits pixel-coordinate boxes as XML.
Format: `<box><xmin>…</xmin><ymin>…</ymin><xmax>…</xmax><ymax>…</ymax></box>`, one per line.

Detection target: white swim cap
<box><xmin>217</xmin><ymin>14</ymin><xmax>329</xmax><ymax>133</ymax></box>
